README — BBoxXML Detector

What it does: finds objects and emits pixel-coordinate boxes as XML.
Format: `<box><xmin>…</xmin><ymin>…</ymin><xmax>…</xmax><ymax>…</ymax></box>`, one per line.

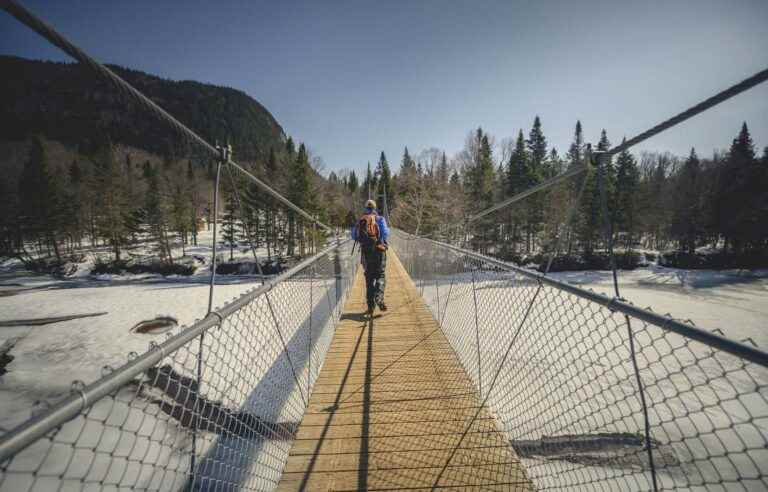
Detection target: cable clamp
<box><xmin>215</xmin><ymin>143</ymin><xmax>232</xmax><ymax>163</ymax></box>
<box><xmin>606</xmin><ymin>296</ymin><xmax>626</xmax><ymax>312</ymax></box>
<box><xmin>209</xmin><ymin>311</ymin><xmax>224</xmax><ymax>328</ymax></box>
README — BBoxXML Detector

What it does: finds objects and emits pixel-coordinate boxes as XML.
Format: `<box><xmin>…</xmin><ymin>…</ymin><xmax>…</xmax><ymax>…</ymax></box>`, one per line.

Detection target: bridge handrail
<box><xmin>397</xmin><ymin>229</ymin><xmax>768</xmax><ymax>368</ymax></box>
<box><xmin>0</xmin><ymin>239</ymin><xmax>352</xmax><ymax>465</ymax></box>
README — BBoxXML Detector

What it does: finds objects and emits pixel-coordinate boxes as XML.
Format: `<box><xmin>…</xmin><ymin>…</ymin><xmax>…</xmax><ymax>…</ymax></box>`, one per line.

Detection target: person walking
<box><xmin>352</xmin><ymin>199</ymin><xmax>389</xmax><ymax>316</ymax></box>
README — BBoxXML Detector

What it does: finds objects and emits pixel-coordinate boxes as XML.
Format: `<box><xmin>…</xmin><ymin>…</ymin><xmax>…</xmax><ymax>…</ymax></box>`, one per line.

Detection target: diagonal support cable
<box><xmin>223</xmin><ymin>163</ymin><xmax>308</xmax><ymax>407</ymax></box>
<box><xmin>432</xmin><ymin>163</ymin><xmax>590</xmax><ymax>488</ymax></box>
<box><xmin>594</xmin><ymin>150</ymin><xmax>659</xmax><ymax>491</ymax></box>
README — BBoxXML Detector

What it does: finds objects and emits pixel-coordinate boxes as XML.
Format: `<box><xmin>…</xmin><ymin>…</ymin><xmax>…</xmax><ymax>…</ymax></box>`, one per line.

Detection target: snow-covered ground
<box><xmin>550</xmin><ymin>265</ymin><xmax>768</xmax><ymax>348</ymax></box>
<box><xmin>0</xmin><ymin>231</ymin><xmax>269</xmax><ymax>431</ymax></box>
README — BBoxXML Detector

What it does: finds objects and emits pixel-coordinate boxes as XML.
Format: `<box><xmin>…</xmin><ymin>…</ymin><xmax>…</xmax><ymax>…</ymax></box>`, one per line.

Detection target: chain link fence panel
<box><xmin>391</xmin><ymin>230</ymin><xmax>768</xmax><ymax>492</ymax></box>
<box><xmin>0</xmin><ymin>240</ymin><xmax>357</xmax><ymax>492</ymax></box>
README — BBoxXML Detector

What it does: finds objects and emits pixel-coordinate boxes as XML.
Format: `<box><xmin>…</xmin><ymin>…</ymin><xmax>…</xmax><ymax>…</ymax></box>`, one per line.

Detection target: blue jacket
<box><xmin>351</xmin><ymin>208</ymin><xmax>389</xmax><ymax>243</ymax></box>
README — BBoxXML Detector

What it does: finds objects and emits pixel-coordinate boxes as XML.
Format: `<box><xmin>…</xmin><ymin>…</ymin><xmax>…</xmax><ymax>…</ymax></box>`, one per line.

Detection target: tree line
<box><xmin>0</xmin><ymin>135</ymin><xmax>350</xmax><ymax>269</ymax></box>
<box><xmin>339</xmin><ymin>118</ymin><xmax>767</xmax><ymax>266</ymax></box>
<box><xmin>4</xmin><ymin>118</ymin><xmax>766</xmax><ymax>271</ymax></box>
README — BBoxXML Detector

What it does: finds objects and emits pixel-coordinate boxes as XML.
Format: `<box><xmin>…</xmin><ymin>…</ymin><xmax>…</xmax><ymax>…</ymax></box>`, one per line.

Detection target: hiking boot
<box><xmin>377</xmin><ymin>301</ymin><xmax>387</xmax><ymax>312</ymax></box>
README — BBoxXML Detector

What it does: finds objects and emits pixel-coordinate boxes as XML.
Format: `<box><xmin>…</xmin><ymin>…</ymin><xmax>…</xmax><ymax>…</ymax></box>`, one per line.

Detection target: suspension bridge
<box><xmin>1</xmin><ymin>1</ymin><xmax>768</xmax><ymax>491</ymax></box>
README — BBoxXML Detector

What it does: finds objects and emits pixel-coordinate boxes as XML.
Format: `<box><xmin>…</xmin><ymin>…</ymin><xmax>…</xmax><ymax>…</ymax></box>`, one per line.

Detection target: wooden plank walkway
<box><xmin>277</xmin><ymin>252</ymin><xmax>533</xmax><ymax>491</ymax></box>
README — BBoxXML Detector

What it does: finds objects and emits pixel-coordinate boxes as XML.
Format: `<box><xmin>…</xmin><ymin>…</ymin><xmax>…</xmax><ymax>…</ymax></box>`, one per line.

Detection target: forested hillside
<box><xmin>0</xmin><ymin>55</ymin><xmax>284</xmax><ymax>160</ymax></box>
<box><xmin>0</xmin><ymin>56</ymin><xmax>351</xmax><ymax>269</ymax></box>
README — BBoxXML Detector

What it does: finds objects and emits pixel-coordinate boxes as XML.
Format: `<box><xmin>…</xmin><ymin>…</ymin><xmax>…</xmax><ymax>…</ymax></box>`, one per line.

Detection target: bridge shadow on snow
<box><xmin>183</xmin><ymin>276</ymin><xmax>348</xmax><ymax>491</ymax></box>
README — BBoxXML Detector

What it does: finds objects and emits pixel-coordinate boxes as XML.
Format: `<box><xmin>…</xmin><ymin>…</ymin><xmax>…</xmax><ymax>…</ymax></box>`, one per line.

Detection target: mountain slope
<box><xmin>0</xmin><ymin>55</ymin><xmax>285</xmax><ymax>161</ymax></box>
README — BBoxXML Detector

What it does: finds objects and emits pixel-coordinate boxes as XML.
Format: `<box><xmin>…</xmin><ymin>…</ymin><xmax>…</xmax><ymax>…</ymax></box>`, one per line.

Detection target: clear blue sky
<box><xmin>2</xmin><ymin>0</ymin><xmax>767</xmax><ymax>174</ymax></box>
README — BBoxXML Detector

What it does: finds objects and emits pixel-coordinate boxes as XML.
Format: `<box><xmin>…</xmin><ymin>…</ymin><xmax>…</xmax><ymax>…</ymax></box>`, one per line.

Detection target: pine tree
<box><xmin>400</xmin><ymin>147</ymin><xmax>416</xmax><ymax>176</ymax></box>
<box><xmin>527</xmin><ymin>116</ymin><xmax>548</xmax><ymax>178</ymax></box>
<box><xmin>144</xmin><ymin>166</ymin><xmax>173</xmax><ymax>264</ymax></box>
<box><xmin>168</xmin><ymin>175</ymin><xmax>192</xmax><ymax>256</ymax></box>
<box><xmin>671</xmin><ymin>148</ymin><xmax>701</xmax><ymax>253</ymax></box>
<box><xmin>362</xmin><ymin>162</ymin><xmax>374</xmax><ymax>200</ymax></box>
<box><xmin>221</xmin><ymin>192</ymin><xmax>242</xmax><ymax>261</ymax></box>
<box><xmin>567</xmin><ymin>120</ymin><xmax>584</xmax><ymax>166</ymax></box>
<box><xmin>18</xmin><ymin>137</ymin><xmax>65</xmax><ymax>260</ymax></box>
<box><xmin>348</xmin><ymin>170</ymin><xmax>359</xmax><ymax>193</ymax></box>
<box><xmin>375</xmin><ymin>151</ymin><xmax>393</xmax><ymax>211</ymax></box>
<box><xmin>614</xmin><ymin>141</ymin><xmax>640</xmax><ymax>249</ymax></box>
<box><xmin>285</xmin><ymin>137</ymin><xmax>296</xmax><ymax>156</ymax></box>
<box><xmin>467</xmin><ymin>128</ymin><xmax>495</xmax><ymax>212</ymax></box>
<box><xmin>719</xmin><ymin>122</ymin><xmax>757</xmax><ymax>252</ymax></box>
<box><xmin>92</xmin><ymin>142</ymin><xmax>131</xmax><ymax>261</ymax></box>
<box><xmin>287</xmin><ymin>143</ymin><xmax>311</xmax><ymax>256</ymax></box>
<box><xmin>242</xmin><ymin>180</ymin><xmax>262</xmax><ymax>251</ymax></box>
<box><xmin>548</xmin><ymin>148</ymin><xmax>563</xmax><ymax>175</ymax></box>
<box><xmin>594</xmin><ymin>129</ymin><xmax>617</xmax><ymax>235</ymax></box>
<box><xmin>66</xmin><ymin>160</ymin><xmax>86</xmax><ymax>248</ymax></box>
<box><xmin>437</xmin><ymin>152</ymin><xmax>450</xmax><ymax>185</ymax></box>
<box><xmin>506</xmin><ymin>130</ymin><xmax>529</xmax><ymax>195</ymax></box>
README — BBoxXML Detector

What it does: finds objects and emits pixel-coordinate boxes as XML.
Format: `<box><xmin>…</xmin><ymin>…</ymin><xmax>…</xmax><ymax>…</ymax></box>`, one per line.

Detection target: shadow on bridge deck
<box><xmin>277</xmin><ymin>252</ymin><xmax>533</xmax><ymax>491</ymax></box>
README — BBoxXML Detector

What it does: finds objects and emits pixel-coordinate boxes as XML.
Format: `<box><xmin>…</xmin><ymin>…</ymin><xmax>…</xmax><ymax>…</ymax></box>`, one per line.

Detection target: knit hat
<box><xmin>365</xmin><ymin>199</ymin><xmax>377</xmax><ymax>209</ymax></box>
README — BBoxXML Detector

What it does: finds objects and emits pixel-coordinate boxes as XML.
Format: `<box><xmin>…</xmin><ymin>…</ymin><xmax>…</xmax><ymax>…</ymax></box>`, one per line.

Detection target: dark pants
<box><xmin>362</xmin><ymin>250</ymin><xmax>386</xmax><ymax>309</ymax></box>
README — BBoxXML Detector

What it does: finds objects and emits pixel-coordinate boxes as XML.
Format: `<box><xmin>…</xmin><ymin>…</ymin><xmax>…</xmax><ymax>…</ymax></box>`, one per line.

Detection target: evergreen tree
<box><xmin>548</xmin><ymin>148</ymin><xmax>564</xmax><ymax>175</ymax></box>
<box><xmin>468</xmin><ymin>129</ymin><xmax>495</xmax><ymax>212</ymax></box>
<box><xmin>375</xmin><ymin>151</ymin><xmax>393</xmax><ymax>211</ymax></box>
<box><xmin>168</xmin><ymin>175</ymin><xmax>193</xmax><ymax>255</ymax></box>
<box><xmin>348</xmin><ymin>170</ymin><xmax>359</xmax><ymax>193</ymax></box>
<box><xmin>594</xmin><ymin>129</ymin><xmax>617</xmax><ymax>230</ymax></box>
<box><xmin>18</xmin><ymin>137</ymin><xmax>65</xmax><ymax>260</ymax></box>
<box><xmin>144</xmin><ymin>166</ymin><xmax>173</xmax><ymax>263</ymax></box>
<box><xmin>401</xmin><ymin>147</ymin><xmax>416</xmax><ymax>176</ymax></box>
<box><xmin>437</xmin><ymin>152</ymin><xmax>450</xmax><ymax>185</ymax></box>
<box><xmin>526</xmin><ymin>116</ymin><xmax>548</xmax><ymax>178</ymax></box>
<box><xmin>287</xmin><ymin>143</ymin><xmax>311</xmax><ymax>255</ymax></box>
<box><xmin>576</xmin><ymin>166</ymin><xmax>601</xmax><ymax>254</ymax></box>
<box><xmin>614</xmin><ymin>141</ymin><xmax>640</xmax><ymax>248</ymax></box>
<box><xmin>91</xmin><ymin>142</ymin><xmax>131</xmax><ymax>261</ymax></box>
<box><xmin>567</xmin><ymin>120</ymin><xmax>584</xmax><ymax>165</ymax></box>
<box><xmin>242</xmin><ymin>180</ymin><xmax>262</xmax><ymax>250</ymax></box>
<box><xmin>221</xmin><ymin>192</ymin><xmax>242</xmax><ymax>261</ymax></box>
<box><xmin>506</xmin><ymin>130</ymin><xmax>530</xmax><ymax>195</ymax></box>
<box><xmin>66</xmin><ymin>160</ymin><xmax>86</xmax><ymax>248</ymax></box>
<box><xmin>671</xmin><ymin>148</ymin><xmax>702</xmax><ymax>253</ymax></box>
<box><xmin>362</xmin><ymin>162</ymin><xmax>374</xmax><ymax>200</ymax></box>
<box><xmin>285</xmin><ymin>137</ymin><xmax>295</xmax><ymax>156</ymax></box>
<box><xmin>720</xmin><ymin>122</ymin><xmax>760</xmax><ymax>252</ymax></box>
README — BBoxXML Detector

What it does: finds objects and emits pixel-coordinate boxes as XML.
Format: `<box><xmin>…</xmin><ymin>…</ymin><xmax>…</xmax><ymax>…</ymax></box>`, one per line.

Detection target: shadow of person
<box><xmin>340</xmin><ymin>312</ymin><xmax>370</xmax><ymax>322</ymax></box>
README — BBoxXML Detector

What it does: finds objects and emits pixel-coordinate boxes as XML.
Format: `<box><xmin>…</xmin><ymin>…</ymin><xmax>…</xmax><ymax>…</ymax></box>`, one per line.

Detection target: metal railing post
<box><xmin>308</xmin><ymin>262</ymin><xmax>314</xmax><ymax>400</ymax></box>
<box><xmin>191</xmin><ymin>143</ymin><xmax>227</xmax><ymax>487</ymax></box>
<box><xmin>470</xmin><ymin>263</ymin><xmax>482</xmax><ymax>398</ymax></box>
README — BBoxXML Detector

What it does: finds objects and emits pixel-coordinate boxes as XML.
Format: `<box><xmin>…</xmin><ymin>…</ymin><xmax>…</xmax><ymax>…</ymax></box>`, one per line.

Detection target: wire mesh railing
<box><xmin>391</xmin><ymin>230</ymin><xmax>768</xmax><ymax>492</ymax></box>
<box><xmin>0</xmin><ymin>239</ymin><xmax>357</xmax><ymax>491</ymax></box>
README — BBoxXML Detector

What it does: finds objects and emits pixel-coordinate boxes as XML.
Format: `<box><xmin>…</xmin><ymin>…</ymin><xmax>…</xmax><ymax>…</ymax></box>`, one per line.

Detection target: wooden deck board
<box><xmin>277</xmin><ymin>252</ymin><xmax>533</xmax><ymax>491</ymax></box>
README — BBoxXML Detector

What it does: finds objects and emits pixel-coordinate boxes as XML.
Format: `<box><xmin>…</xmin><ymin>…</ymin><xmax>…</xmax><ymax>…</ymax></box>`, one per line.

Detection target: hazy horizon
<box><xmin>1</xmin><ymin>0</ymin><xmax>767</xmax><ymax>174</ymax></box>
